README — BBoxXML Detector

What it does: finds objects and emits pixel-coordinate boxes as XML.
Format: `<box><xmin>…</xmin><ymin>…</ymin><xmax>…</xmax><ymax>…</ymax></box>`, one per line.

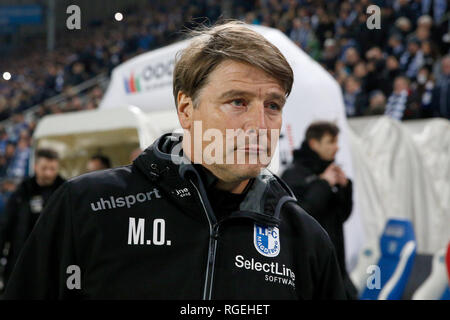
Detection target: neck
<box><xmin>182</xmin><ymin>140</ymin><xmax>250</xmax><ymax>194</ymax></box>
<box><xmin>215</xmin><ymin>179</ymin><xmax>250</xmax><ymax>194</ymax></box>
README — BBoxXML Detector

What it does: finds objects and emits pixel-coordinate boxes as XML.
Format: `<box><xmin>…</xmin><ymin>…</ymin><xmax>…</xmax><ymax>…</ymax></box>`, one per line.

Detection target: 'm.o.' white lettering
<box><xmin>128</xmin><ymin>217</ymin><xmax>145</xmax><ymax>245</ymax></box>
<box><xmin>127</xmin><ymin>218</ymin><xmax>171</xmax><ymax>246</ymax></box>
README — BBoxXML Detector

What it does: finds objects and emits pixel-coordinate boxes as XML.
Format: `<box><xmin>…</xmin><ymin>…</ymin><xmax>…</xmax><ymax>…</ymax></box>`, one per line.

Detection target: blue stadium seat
<box><xmin>360</xmin><ymin>218</ymin><xmax>416</xmax><ymax>300</ymax></box>
<box><xmin>412</xmin><ymin>245</ymin><xmax>450</xmax><ymax>300</ymax></box>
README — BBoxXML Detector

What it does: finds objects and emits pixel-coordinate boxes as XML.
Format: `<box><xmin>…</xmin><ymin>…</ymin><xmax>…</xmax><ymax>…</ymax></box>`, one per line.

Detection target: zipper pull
<box><xmin>212</xmin><ymin>224</ymin><xmax>220</xmax><ymax>239</ymax></box>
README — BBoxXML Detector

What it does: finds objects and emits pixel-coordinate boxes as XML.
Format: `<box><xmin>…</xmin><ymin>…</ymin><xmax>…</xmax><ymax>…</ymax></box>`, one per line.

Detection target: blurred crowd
<box><xmin>238</xmin><ymin>0</ymin><xmax>450</xmax><ymax>119</ymax></box>
<box><xmin>0</xmin><ymin>0</ymin><xmax>449</xmax><ymax>204</ymax></box>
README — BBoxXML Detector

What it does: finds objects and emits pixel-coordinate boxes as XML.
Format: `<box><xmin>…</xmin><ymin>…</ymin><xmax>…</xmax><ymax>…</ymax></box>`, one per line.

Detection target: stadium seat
<box><xmin>412</xmin><ymin>244</ymin><xmax>450</xmax><ymax>300</ymax></box>
<box><xmin>402</xmin><ymin>253</ymin><xmax>433</xmax><ymax>299</ymax></box>
<box><xmin>350</xmin><ymin>240</ymin><xmax>380</xmax><ymax>295</ymax></box>
<box><xmin>360</xmin><ymin>218</ymin><xmax>416</xmax><ymax>300</ymax></box>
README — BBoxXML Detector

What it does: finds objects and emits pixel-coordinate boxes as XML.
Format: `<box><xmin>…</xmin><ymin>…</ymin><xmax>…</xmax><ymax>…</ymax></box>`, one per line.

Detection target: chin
<box><xmin>233</xmin><ymin>163</ymin><xmax>266</xmax><ymax>179</ymax></box>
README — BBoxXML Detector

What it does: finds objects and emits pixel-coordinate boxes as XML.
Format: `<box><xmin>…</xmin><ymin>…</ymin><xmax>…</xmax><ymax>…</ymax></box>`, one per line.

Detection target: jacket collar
<box><xmin>293</xmin><ymin>140</ymin><xmax>333</xmax><ymax>174</ymax></box>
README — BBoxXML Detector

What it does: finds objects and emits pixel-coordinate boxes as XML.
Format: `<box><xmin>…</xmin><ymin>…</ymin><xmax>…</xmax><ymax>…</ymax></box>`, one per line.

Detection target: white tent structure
<box><xmin>348</xmin><ymin>116</ymin><xmax>450</xmax><ymax>254</ymax></box>
<box><xmin>99</xmin><ymin>24</ymin><xmax>363</xmax><ymax>271</ymax></box>
<box><xmin>32</xmin><ymin>106</ymin><xmax>179</xmax><ymax>178</ymax></box>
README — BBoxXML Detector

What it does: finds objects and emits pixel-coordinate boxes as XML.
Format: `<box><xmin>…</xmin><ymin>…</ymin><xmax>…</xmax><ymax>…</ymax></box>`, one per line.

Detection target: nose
<box><xmin>243</xmin><ymin>102</ymin><xmax>267</xmax><ymax>133</ymax></box>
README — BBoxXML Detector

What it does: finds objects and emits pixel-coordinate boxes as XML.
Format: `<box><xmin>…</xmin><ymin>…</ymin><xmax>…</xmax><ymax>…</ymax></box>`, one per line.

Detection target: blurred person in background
<box><xmin>343</xmin><ymin>47</ymin><xmax>361</xmax><ymax>74</ymax></box>
<box><xmin>430</xmin><ymin>54</ymin><xmax>450</xmax><ymax>119</ymax></box>
<box><xmin>86</xmin><ymin>154</ymin><xmax>111</xmax><ymax>172</ymax></box>
<box><xmin>5</xmin><ymin>131</ymin><xmax>31</xmax><ymax>180</ymax></box>
<box><xmin>412</xmin><ymin>66</ymin><xmax>435</xmax><ymax>118</ymax></box>
<box><xmin>320</xmin><ymin>38</ymin><xmax>339</xmax><ymax>72</ymax></box>
<box><xmin>343</xmin><ymin>76</ymin><xmax>368</xmax><ymax>117</ymax></box>
<box><xmin>281</xmin><ymin>121</ymin><xmax>356</xmax><ymax>300</ymax></box>
<box><xmin>386</xmin><ymin>33</ymin><xmax>405</xmax><ymax>60</ymax></box>
<box><xmin>365</xmin><ymin>90</ymin><xmax>387</xmax><ymax>116</ymax></box>
<box><xmin>129</xmin><ymin>148</ymin><xmax>142</xmax><ymax>163</ymax></box>
<box><xmin>0</xmin><ymin>142</ymin><xmax>17</xmax><ymax>179</ymax></box>
<box><xmin>399</xmin><ymin>37</ymin><xmax>424</xmax><ymax>80</ymax></box>
<box><xmin>0</xmin><ymin>148</ymin><xmax>65</xmax><ymax>288</ymax></box>
<box><xmin>385</xmin><ymin>75</ymin><xmax>420</xmax><ymax>120</ymax></box>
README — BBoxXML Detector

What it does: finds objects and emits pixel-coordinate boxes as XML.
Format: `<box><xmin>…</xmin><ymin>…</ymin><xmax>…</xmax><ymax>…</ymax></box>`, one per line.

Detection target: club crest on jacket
<box><xmin>254</xmin><ymin>224</ymin><xmax>280</xmax><ymax>257</ymax></box>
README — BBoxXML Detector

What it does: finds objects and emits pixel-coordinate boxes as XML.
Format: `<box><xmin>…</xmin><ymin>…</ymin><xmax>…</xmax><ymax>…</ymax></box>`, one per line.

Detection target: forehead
<box><xmin>36</xmin><ymin>158</ymin><xmax>58</xmax><ymax>166</ymax></box>
<box><xmin>321</xmin><ymin>133</ymin><xmax>338</xmax><ymax>142</ymax></box>
<box><xmin>205</xmin><ymin>60</ymin><xmax>285</xmax><ymax>93</ymax></box>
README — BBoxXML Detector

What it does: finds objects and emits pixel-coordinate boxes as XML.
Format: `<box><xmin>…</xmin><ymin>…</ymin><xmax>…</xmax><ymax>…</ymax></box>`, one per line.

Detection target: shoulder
<box><xmin>281</xmin><ymin>200</ymin><xmax>334</xmax><ymax>251</ymax></box>
<box><xmin>280</xmin><ymin>163</ymin><xmax>311</xmax><ymax>184</ymax></box>
<box><xmin>62</xmin><ymin>164</ymin><xmax>151</xmax><ymax>204</ymax></box>
<box><xmin>10</xmin><ymin>177</ymin><xmax>34</xmax><ymax>199</ymax></box>
<box><xmin>67</xmin><ymin>165</ymin><xmax>135</xmax><ymax>190</ymax></box>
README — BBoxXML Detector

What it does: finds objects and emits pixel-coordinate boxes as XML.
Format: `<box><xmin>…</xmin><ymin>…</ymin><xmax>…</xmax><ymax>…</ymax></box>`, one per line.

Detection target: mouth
<box><xmin>236</xmin><ymin>145</ymin><xmax>267</xmax><ymax>154</ymax></box>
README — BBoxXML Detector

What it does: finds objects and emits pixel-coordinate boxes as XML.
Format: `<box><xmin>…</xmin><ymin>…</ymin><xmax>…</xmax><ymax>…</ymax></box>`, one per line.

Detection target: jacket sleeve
<box><xmin>3</xmin><ymin>182</ymin><xmax>80</xmax><ymax>299</ymax></box>
<box><xmin>336</xmin><ymin>179</ymin><xmax>353</xmax><ymax>224</ymax></box>
<box><xmin>0</xmin><ymin>189</ymin><xmax>21</xmax><ymax>257</ymax></box>
<box><xmin>296</xmin><ymin>178</ymin><xmax>334</xmax><ymax>221</ymax></box>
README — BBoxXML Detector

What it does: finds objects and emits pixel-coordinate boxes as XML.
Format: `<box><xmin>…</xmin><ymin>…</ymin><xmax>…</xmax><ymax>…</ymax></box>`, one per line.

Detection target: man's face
<box><xmin>86</xmin><ymin>159</ymin><xmax>105</xmax><ymax>172</ymax></box>
<box><xmin>394</xmin><ymin>78</ymin><xmax>408</xmax><ymax>93</ymax></box>
<box><xmin>34</xmin><ymin>158</ymin><xmax>59</xmax><ymax>187</ymax></box>
<box><xmin>442</xmin><ymin>58</ymin><xmax>450</xmax><ymax>76</ymax></box>
<box><xmin>178</xmin><ymin>60</ymin><xmax>286</xmax><ymax>183</ymax></box>
<box><xmin>309</xmin><ymin>133</ymin><xmax>339</xmax><ymax>162</ymax></box>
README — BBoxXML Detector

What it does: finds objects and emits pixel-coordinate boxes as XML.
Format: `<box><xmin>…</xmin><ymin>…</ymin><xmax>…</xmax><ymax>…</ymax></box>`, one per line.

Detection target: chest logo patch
<box><xmin>254</xmin><ymin>224</ymin><xmax>280</xmax><ymax>257</ymax></box>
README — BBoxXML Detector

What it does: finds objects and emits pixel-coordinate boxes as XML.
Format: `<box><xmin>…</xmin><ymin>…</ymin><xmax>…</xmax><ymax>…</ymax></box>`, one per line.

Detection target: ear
<box><xmin>176</xmin><ymin>91</ymin><xmax>194</xmax><ymax>130</ymax></box>
<box><xmin>308</xmin><ymin>138</ymin><xmax>319</xmax><ymax>152</ymax></box>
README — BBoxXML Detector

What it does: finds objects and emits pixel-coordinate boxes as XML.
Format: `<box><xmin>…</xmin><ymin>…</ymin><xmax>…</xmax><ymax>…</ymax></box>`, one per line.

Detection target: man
<box><xmin>86</xmin><ymin>154</ymin><xmax>111</xmax><ymax>172</ymax></box>
<box><xmin>0</xmin><ymin>148</ymin><xmax>65</xmax><ymax>287</ymax></box>
<box><xmin>281</xmin><ymin>121</ymin><xmax>357</xmax><ymax>299</ymax></box>
<box><xmin>342</xmin><ymin>76</ymin><xmax>368</xmax><ymax>117</ymax></box>
<box><xmin>384</xmin><ymin>76</ymin><xmax>420</xmax><ymax>120</ymax></box>
<box><xmin>4</xmin><ymin>22</ymin><xmax>346</xmax><ymax>299</ymax></box>
<box><xmin>364</xmin><ymin>90</ymin><xmax>386</xmax><ymax>115</ymax></box>
<box><xmin>399</xmin><ymin>37</ymin><xmax>424</xmax><ymax>80</ymax></box>
<box><xmin>431</xmin><ymin>54</ymin><xmax>450</xmax><ymax>119</ymax></box>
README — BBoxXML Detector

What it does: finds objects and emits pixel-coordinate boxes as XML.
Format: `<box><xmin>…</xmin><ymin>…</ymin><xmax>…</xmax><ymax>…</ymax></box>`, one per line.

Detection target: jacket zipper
<box><xmin>189</xmin><ymin>180</ymin><xmax>219</xmax><ymax>300</ymax></box>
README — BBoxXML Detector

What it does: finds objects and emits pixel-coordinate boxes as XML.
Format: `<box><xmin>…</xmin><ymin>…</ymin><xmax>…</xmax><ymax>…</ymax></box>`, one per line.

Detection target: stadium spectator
<box><xmin>343</xmin><ymin>47</ymin><xmax>361</xmax><ymax>74</ymax></box>
<box><xmin>385</xmin><ymin>76</ymin><xmax>420</xmax><ymax>120</ymax></box>
<box><xmin>430</xmin><ymin>54</ymin><xmax>450</xmax><ymax>119</ymax></box>
<box><xmin>86</xmin><ymin>154</ymin><xmax>112</xmax><ymax>172</ymax></box>
<box><xmin>412</xmin><ymin>66</ymin><xmax>435</xmax><ymax>118</ymax></box>
<box><xmin>0</xmin><ymin>142</ymin><xmax>16</xmax><ymax>179</ymax></box>
<box><xmin>343</xmin><ymin>76</ymin><xmax>368</xmax><ymax>117</ymax></box>
<box><xmin>379</xmin><ymin>55</ymin><xmax>402</xmax><ymax>95</ymax></box>
<box><xmin>289</xmin><ymin>17</ymin><xmax>320</xmax><ymax>59</ymax></box>
<box><xmin>129</xmin><ymin>148</ymin><xmax>142</xmax><ymax>163</ymax></box>
<box><xmin>0</xmin><ymin>148</ymin><xmax>65</xmax><ymax>287</ymax></box>
<box><xmin>399</xmin><ymin>37</ymin><xmax>424</xmax><ymax>80</ymax></box>
<box><xmin>365</xmin><ymin>90</ymin><xmax>387</xmax><ymax>116</ymax></box>
<box><xmin>281</xmin><ymin>121</ymin><xmax>356</xmax><ymax>300</ymax></box>
<box><xmin>320</xmin><ymin>38</ymin><xmax>339</xmax><ymax>72</ymax></box>
<box><xmin>386</xmin><ymin>33</ymin><xmax>405</xmax><ymax>59</ymax></box>
<box><xmin>5</xmin><ymin>131</ymin><xmax>31</xmax><ymax>179</ymax></box>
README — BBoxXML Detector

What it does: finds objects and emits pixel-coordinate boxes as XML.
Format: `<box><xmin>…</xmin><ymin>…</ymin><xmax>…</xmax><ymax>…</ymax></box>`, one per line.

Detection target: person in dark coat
<box><xmin>281</xmin><ymin>121</ymin><xmax>357</xmax><ymax>299</ymax></box>
<box><xmin>431</xmin><ymin>54</ymin><xmax>450</xmax><ymax>119</ymax></box>
<box><xmin>0</xmin><ymin>148</ymin><xmax>65</xmax><ymax>287</ymax></box>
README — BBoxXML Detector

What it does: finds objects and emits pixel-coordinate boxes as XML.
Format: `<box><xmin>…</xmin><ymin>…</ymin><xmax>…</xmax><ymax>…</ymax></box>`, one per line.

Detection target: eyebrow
<box><xmin>218</xmin><ymin>90</ymin><xmax>286</xmax><ymax>105</ymax></box>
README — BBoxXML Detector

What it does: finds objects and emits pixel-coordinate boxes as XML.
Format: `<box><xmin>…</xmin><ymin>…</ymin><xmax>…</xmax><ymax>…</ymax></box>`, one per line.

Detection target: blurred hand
<box><xmin>320</xmin><ymin>163</ymin><xmax>338</xmax><ymax>186</ymax></box>
<box><xmin>334</xmin><ymin>165</ymin><xmax>348</xmax><ymax>187</ymax></box>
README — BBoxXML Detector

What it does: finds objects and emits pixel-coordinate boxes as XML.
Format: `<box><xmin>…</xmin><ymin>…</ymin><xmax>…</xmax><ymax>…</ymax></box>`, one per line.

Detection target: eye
<box><xmin>266</xmin><ymin>102</ymin><xmax>281</xmax><ymax>111</ymax></box>
<box><xmin>230</xmin><ymin>99</ymin><xmax>247</xmax><ymax>107</ymax></box>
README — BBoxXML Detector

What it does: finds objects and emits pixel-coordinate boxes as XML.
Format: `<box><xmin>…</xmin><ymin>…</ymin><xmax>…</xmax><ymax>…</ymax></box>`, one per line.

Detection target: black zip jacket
<box><xmin>0</xmin><ymin>175</ymin><xmax>65</xmax><ymax>285</ymax></box>
<box><xmin>281</xmin><ymin>141</ymin><xmax>356</xmax><ymax>299</ymax></box>
<box><xmin>4</xmin><ymin>134</ymin><xmax>346</xmax><ymax>300</ymax></box>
